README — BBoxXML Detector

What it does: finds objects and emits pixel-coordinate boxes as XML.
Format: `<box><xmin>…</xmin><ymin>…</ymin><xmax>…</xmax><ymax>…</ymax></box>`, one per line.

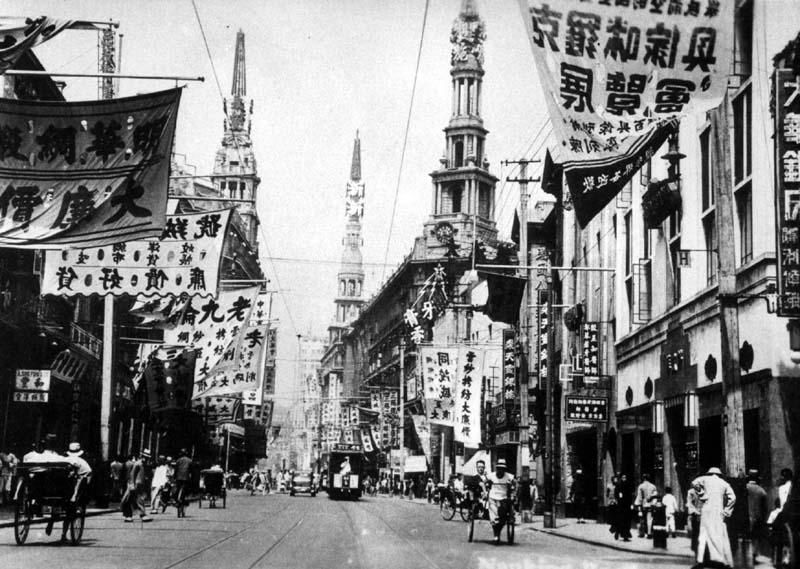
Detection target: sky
<box><xmin>8</xmin><ymin>0</ymin><xmax>550</xmax><ymax>410</ymax></box>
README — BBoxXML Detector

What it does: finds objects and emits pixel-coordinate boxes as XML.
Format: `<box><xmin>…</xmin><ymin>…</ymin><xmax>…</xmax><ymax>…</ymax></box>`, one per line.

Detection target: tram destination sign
<box><xmin>333</xmin><ymin>443</ymin><xmax>362</xmax><ymax>452</ymax></box>
<box><xmin>565</xmin><ymin>396</ymin><xmax>608</xmax><ymax>423</ymax></box>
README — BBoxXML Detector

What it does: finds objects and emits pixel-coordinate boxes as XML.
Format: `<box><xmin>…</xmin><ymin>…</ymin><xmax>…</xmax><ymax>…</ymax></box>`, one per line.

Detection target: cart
<box><xmin>467</xmin><ymin>497</ymin><xmax>515</xmax><ymax>544</ymax></box>
<box><xmin>13</xmin><ymin>462</ymin><xmax>87</xmax><ymax>546</ymax></box>
<box><xmin>198</xmin><ymin>469</ymin><xmax>226</xmax><ymax>509</ymax></box>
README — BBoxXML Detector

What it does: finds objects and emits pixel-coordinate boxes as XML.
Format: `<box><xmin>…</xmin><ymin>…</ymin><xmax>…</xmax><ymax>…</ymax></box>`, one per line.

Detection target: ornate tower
<box><xmin>423</xmin><ymin>0</ymin><xmax>497</xmax><ymax>257</ymax></box>
<box><xmin>330</xmin><ymin>132</ymin><xmax>366</xmax><ymax>338</ymax></box>
<box><xmin>212</xmin><ymin>30</ymin><xmax>260</xmax><ymax>247</ymax></box>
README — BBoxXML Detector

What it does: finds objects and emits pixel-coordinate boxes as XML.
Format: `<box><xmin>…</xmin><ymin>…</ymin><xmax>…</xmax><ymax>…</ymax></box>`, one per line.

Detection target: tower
<box><xmin>330</xmin><ymin>131</ymin><xmax>366</xmax><ymax>341</ymax></box>
<box><xmin>423</xmin><ymin>0</ymin><xmax>497</xmax><ymax>257</ymax></box>
<box><xmin>212</xmin><ymin>30</ymin><xmax>261</xmax><ymax>247</ymax></box>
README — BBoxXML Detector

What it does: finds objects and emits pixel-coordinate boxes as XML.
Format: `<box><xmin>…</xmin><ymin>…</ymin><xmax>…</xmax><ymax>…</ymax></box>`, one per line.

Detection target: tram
<box><xmin>326</xmin><ymin>443</ymin><xmax>364</xmax><ymax>500</ymax></box>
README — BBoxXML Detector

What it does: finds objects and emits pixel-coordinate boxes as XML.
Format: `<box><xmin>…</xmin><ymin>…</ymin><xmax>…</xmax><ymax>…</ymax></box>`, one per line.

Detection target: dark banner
<box><xmin>144</xmin><ymin>350</ymin><xmax>196</xmax><ymax>412</ymax></box>
<box><xmin>0</xmin><ymin>88</ymin><xmax>181</xmax><ymax>248</ymax></box>
<box><xmin>481</xmin><ymin>271</ymin><xmax>526</xmax><ymax>324</ymax></box>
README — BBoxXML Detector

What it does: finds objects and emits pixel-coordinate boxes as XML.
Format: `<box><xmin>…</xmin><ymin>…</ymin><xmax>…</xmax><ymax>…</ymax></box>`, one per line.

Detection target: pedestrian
<box><xmin>614</xmin><ymin>473</ymin><xmax>633</xmax><ymax>541</ymax></box>
<box><xmin>0</xmin><ymin>449</ymin><xmax>17</xmax><ymax>505</ymax></box>
<box><xmin>692</xmin><ymin>466</ymin><xmax>736</xmax><ymax>569</ymax></box>
<box><xmin>606</xmin><ymin>474</ymin><xmax>618</xmax><ymax>536</ymax></box>
<box><xmin>150</xmin><ymin>456</ymin><xmax>170</xmax><ymax>514</ymax></box>
<box><xmin>426</xmin><ymin>477</ymin><xmax>435</xmax><ymax>503</ymax></box>
<box><xmin>570</xmin><ymin>468</ymin><xmax>587</xmax><ymax>524</ymax></box>
<box><xmin>745</xmin><ymin>469</ymin><xmax>768</xmax><ymax>564</ymax></box>
<box><xmin>634</xmin><ymin>473</ymin><xmax>657</xmax><ymax>538</ymax></box>
<box><xmin>110</xmin><ymin>455</ymin><xmax>124</xmax><ymax>501</ymax></box>
<box><xmin>486</xmin><ymin>459</ymin><xmax>516</xmax><ymax>544</ymax></box>
<box><xmin>174</xmin><ymin>448</ymin><xmax>193</xmax><ymax>506</ymax></box>
<box><xmin>45</xmin><ymin>442</ymin><xmax>92</xmax><ymax>542</ymax></box>
<box><xmin>687</xmin><ymin>484</ymin><xmax>702</xmax><ymax>553</ymax></box>
<box><xmin>662</xmin><ymin>486</ymin><xmax>678</xmax><ymax>538</ymax></box>
<box><xmin>121</xmin><ymin>450</ymin><xmax>152</xmax><ymax>523</ymax></box>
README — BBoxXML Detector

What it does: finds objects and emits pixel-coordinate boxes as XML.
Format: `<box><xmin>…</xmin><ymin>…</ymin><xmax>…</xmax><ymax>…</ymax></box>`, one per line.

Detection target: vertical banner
<box><xmin>455</xmin><ymin>347</ymin><xmax>483</xmax><ymax>448</ymax></box>
<box><xmin>519</xmin><ymin>0</ymin><xmax>732</xmax><ymax>227</ymax></box>
<box><xmin>360</xmin><ymin>426</ymin><xmax>375</xmax><ymax>453</ymax></box>
<box><xmin>776</xmin><ymin>69</ymin><xmax>800</xmax><ymax>316</ymax></box>
<box><xmin>502</xmin><ymin>330</ymin><xmax>517</xmax><ymax>402</ymax></box>
<box><xmin>411</xmin><ymin>413</ymin><xmax>432</xmax><ymax>461</ymax></box>
<box><xmin>582</xmin><ymin>322</ymin><xmax>601</xmax><ymax>380</ymax></box>
<box><xmin>143</xmin><ymin>350</ymin><xmax>196</xmax><ymax>412</ymax></box>
<box><xmin>0</xmin><ymin>88</ymin><xmax>181</xmax><ymax>247</ymax></box>
<box><xmin>420</xmin><ymin>347</ymin><xmax>458</xmax><ymax>426</ymax></box>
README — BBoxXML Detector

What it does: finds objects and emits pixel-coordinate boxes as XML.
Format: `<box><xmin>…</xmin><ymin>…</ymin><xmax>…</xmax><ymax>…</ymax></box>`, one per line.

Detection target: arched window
<box><xmin>348</xmin><ymin>280</ymin><xmax>355</xmax><ymax>296</ymax></box>
<box><xmin>340</xmin><ymin>280</ymin><xmax>346</xmax><ymax>295</ymax></box>
<box><xmin>355</xmin><ymin>281</ymin><xmax>362</xmax><ymax>296</ymax></box>
<box><xmin>451</xmin><ymin>186</ymin><xmax>463</xmax><ymax>214</ymax></box>
<box><xmin>454</xmin><ymin>139</ymin><xmax>464</xmax><ymax>167</ymax></box>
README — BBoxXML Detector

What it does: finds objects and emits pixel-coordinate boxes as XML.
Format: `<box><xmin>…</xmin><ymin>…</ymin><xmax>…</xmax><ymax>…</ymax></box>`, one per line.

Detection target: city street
<box><xmin>0</xmin><ymin>492</ymin><xmax>692</xmax><ymax>569</ymax></box>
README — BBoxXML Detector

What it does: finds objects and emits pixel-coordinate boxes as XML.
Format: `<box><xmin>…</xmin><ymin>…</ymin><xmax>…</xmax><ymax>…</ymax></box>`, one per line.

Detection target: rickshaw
<box><xmin>13</xmin><ymin>462</ymin><xmax>87</xmax><ymax>545</ymax></box>
<box><xmin>198</xmin><ymin>469</ymin><xmax>226</xmax><ymax>508</ymax></box>
<box><xmin>466</xmin><ymin>496</ymin><xmax>515</xmax><ymax>544</ymax></box>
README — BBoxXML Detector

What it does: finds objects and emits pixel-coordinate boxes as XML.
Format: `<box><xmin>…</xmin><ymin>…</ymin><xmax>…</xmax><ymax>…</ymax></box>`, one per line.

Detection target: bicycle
<box><xmin>440</xmin><ymin>487</ymin><xmax>471</xmax><ymax>522</ymax></box>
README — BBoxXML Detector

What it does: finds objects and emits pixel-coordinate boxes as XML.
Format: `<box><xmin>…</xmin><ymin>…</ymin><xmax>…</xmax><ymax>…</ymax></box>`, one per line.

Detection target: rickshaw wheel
<box><xmin>779</xmin><ymin>523</ymin><xmax>796</xmax><ymax>569</ymax></box>
<box><xmin>13</xmin><ymin>483</ymin><xmax>32</xmax><ymax>545</ymax></box>
<box><xmin>69</xmin><ymin>504</ymin><xmax>86</xmax><ymax>545</ymax></box>
<box><xmin>441</xmin><ymin>495</ymin><xmax>456</xmax><ymax>521</ymax></box>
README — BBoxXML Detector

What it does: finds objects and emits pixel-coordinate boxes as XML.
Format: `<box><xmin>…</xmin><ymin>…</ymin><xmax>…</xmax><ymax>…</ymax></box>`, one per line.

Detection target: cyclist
<box><xmin>486</xmin><ymin>459</ymin><xmax>516</xmax><ymax>544</ymax></box>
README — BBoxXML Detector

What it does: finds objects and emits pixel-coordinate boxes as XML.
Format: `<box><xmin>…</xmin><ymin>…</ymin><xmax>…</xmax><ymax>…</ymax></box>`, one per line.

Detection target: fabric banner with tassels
<box><xmin>518</xmin><ymin>1</ymin><xmax>732</xmax><ymax>227</ymax></box>
<box><xmin>0</xmin><ymin>17</ymin><xmax>73</xmax><ymax>72</ymax></box>
<box><xmin>41</xmin><ymin>209</ymin><xmax>231</xmax><ymax>298</ymax></box>
<box><xmin>0</xmin><ymin>88</ymin><xmax>181</xmax><ymax>247</ymax></box>
<box><xmin>161</xmin><ymin>286</ymin><xmax>260</xmax><ymax>394</ymax></box>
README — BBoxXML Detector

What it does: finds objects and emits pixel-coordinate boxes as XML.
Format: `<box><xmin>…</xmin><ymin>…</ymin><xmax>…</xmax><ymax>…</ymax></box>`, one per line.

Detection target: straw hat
<box><xmin>67</xmin><ymin>442</ymin><xmax>83</xmax><ymax>457</ymax></box>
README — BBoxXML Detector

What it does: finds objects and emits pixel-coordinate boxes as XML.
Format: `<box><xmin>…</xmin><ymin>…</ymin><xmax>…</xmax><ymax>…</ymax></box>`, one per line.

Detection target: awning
<box><xmin>404</xmin><ymin>455</ymin><xmax>427</xmax><ymax>474</ymax></box>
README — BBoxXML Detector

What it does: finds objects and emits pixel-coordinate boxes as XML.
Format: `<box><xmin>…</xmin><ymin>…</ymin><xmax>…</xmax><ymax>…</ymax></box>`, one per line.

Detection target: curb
<box><xmin>526</xmin><ymin>526</ymin><xmax>694</xmax><ymax>559</ymax></box>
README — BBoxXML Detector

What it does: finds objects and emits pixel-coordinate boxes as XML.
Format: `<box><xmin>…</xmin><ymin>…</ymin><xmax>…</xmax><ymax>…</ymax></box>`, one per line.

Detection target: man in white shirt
<box><xmin>486</xmin><ymin>459</ymin><xmax>516</xmax><ymax>544</ymax></box>
<box><xmin>47</xmin><ymin>442</ymin><xmax>92</xmax><ymax>542</ymax></box>
<box><xmin>150</xmin><ymin>456</ymin><xmax>170</xmax><ymax>514</ymax></box>
<box><xmin>661</xmin><ymin>486</ymin><xmax>679</xmax><ymax>538</ymax></box>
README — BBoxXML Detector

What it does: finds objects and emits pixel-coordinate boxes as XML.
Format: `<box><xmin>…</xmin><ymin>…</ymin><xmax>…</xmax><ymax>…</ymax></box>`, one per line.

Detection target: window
<box><xmin>478</xmin><ymin>184</ymin><xmax>490</xmax><ymax>218</ymax></box>
<box><xmin>733</xmin><ymin>84</ymin><xmax>752</xmax><ymax>185</ymax></box>
<box><xmin>737</xmin><ymin>184</ymin><xmax>753</xmax><ymax>264</ymax></box>
<box><xmin>454</xmin><ymin>139</ymin><xmax>464</xmax><ymax>167</ymax></box>
<box><xmin>703</xmin><ymin>216</ymin><xmax>717</xmax><ymax>285</ymax></box>
<box><xmin>451</xmin><ymin>186</ymin><xmax>463</xmax><ymax>213</ymax></box>
<box><xmin>700</xmin><ymin>128</ymin><xmax>714</xmax><ymax>212</ymax></box>
<box><xmin>624</xmin><ymin>211</ymin><xmax>632</xmax><ymax>277</ymax></box>
<box><xmin>668</xmin><ymin>209</ymin><xmax>682</xmax><ymax>304</ymax></box>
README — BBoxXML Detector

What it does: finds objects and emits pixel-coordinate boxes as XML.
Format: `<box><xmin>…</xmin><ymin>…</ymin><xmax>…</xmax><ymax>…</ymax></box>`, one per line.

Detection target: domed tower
<box><xmin>423</xmin><ymin>0</ymin><xmax>497</xmax><ymax>257</ymax></box>
<box><xmin>332</xmin><ymin>132</ymin><xmax>366</xmax><ymax>334</ymax></box>
<box><xmin>212</xmin><ymin>30</ymin><xmax>261</xmax><ymax>247</ymax></box>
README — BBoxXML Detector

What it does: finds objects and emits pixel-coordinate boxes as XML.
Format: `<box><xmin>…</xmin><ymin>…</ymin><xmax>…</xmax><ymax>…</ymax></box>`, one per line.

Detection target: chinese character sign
<box><xmin>565</xmin><ymin>396</ymin><xmax>608</xmax><ymax>422</ymax></box>
<box><xmin>192</xmin><ymin>396</ymin><xmax>241</xmax><ymax>425</ymax></box>
<box><xmin>582</xmin><ymin>322</ymin><xmax>601</xmax><ymax>379</ymax></box>
<box><xmin>776</xmin><ymin>69</ymin><xmax>800</xmax><ymax>317</ymax></box>
<box><xmin>519</xmin><ymin>1</ymin><xmax>732</xmax><ymax>227</ymax></box>
<box><xmin>420</xmin><ymin>347</ymin><xmax>458</xmax><ymax>426</ymax></box>
<box><xmin>41</xmin><ymin>209</ymin><xmax>231</xmax><ymax>298</ymax></box>
<box><xmin>0</xmin><ymin>88</ymin><xmax>181</xmax><ymax>248</ymax></box>
<box><xmin>455</xmin><ymin>347</ymin><xmax>484</xmax><ymax>448</ymax></box>
<box><xmin>404</xmin><ymin>264</ymin><xmax>449</xmax><ymax>345</ymax></box>
<box><xmin>502</xmin><ymin>330</ymin><xmax>517</xmax><ymax>402</ymax></box>
<box><xmin>162</xmin><ymin>286</ymin><xmax>259</xmax><ymax>393</ymax></box>
<box><xmin>144</xmin><ymin>350</ymin><xmax>196</xmax><ymax>412</ymax></box>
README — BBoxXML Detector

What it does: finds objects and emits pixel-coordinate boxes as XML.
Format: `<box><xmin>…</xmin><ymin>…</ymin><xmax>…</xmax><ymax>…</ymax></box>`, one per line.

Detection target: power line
<box><xmin>380</xmin><ymin>0</ymin><xmax>430</xmax><ymax>283</ymax></box>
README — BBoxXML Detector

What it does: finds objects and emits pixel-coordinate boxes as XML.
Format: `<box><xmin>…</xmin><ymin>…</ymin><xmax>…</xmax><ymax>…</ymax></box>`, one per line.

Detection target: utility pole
<box><xmin>399</xmin><ymin>338</ymin><xmax>405</xmax><ymax>481</ymax></box>
<box><xmin>711</xmin><ymin>95</ymin><xmax>745</xmax><ymax>475</ymax></box>
<box><xmin>502</xmin><ymin>159</ymin><xmax>540</xmax><ymax>485</ymax></box>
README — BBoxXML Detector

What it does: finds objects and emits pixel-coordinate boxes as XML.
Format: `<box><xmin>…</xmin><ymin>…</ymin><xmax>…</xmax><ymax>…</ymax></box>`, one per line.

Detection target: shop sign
<box><xmin>13</xmin><ymin>391</ymin><xmax>48</xmax><ymax>403</ymax></box>
<box><xmin>775</xmin><ymin>68</ymin><xmax>800</xmax><ymax>316</ymax></box>
<box><xmin>333</xmin><ymin>443</ymin><xmax>362</xmax><ymax>452</ymax></box>
<box><xmin>581</xmin><ymin>322</ymin><xmax>601</xmax><ymax>380</ymax></box>
<box><xmin>15</xmin><ymin>369</ymin><xmax>51</xmax><ymax>391</ymax></box>
<box><xmin>565</xmin><ymin>396</ymin><xmax>608</xmax><ymax>422</ymax></box>
<box><xmin>502</xmin><ymin>329</ymin><xmax>517</xmax><ymax>402</ymax></box>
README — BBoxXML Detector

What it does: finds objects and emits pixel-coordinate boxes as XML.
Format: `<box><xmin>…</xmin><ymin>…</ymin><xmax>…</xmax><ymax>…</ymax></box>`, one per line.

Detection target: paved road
<box><xmin>0</xmin><ymin>492</ymin><xmax>690</xmax><ymax>569</ymax></box>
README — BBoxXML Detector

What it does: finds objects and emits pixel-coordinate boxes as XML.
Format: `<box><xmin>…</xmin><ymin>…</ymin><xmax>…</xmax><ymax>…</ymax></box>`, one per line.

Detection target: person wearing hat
<box><xmin>25</xmin><ymin>434</ymin><xmax>61</xmax><ymax>464</ymax></box>
<box><xmin>486</xmin><ymin>459</ymin><xmax>516</xmax><ymax>544</ymax></box>
<box><xmin>121</xmin><ymin>450</ymin><xmax>152</xmax><ymax>523</ymax></box>
<box><xmin>745</xmin><ymin>469</ymin><xmax>768</xmax><ymax>564</ymax></box>
<box><xmin>691</xmin><ymin>466</ymin><xmax>736</xmax><ymax>568</ymax></box>
<box><xmin>43</xmin><ymin>442</ymin><xmax>92</xmax><ymax>542</ymax></box>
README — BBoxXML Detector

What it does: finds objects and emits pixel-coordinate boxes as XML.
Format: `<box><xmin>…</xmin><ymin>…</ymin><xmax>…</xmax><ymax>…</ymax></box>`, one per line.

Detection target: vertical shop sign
<box><xmin>420</xmin><ymin>347</ymin><xmax>458</xmax><ymax>426</ymax></box>
<box><xmin>502</xmin><ymin>330</ymin><xmax>517</xmax><ymax>402</ymax></box>
<box><xmin>582</xmin><ymin>322</ymin><xmax>601</xmax><ymax>380</ymax></box>
<box><xmin>455</xmin><ymin>347</ymin><xmax>483</xmax><ymax>448</ymax></box>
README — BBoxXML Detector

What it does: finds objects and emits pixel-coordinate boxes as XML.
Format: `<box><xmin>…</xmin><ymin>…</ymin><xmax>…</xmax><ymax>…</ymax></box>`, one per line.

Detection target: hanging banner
<box><xmin>775</xmin><ymin>68</ymin><xmax>800</xmax><ymax>316</ymax></box>
<box><xmin>403</xmin><ymin>264</ymin><xmax>449</xmax><ymax>345</ymax></box>
<box><xmin>420</xmin><ymin>347</ymin><xmax>458</xmax><ymax>426</ymax></box>
<box><xmin>454</xmin><ymin>347</ymin><xmax>483</xmax><ymax>448</ymax></box>
<box><xmin>519</xmin><ymin>0</ymin><xmax>732</xmax><ymax>227</ymax></box>
<box><xmin>0</xmin><ymin>17</ymin><xmax>74</xmax><ymax>72</ymax></box>
<box><xmin>502</xmin><ymin>330</ymin><xmax>517</xmax><ymax>402</ymax></box>
<box><xmin>41</xmin><ymin>209</ymin><xmax>231</xmax><ymax>297</ymax></box>
<box><xmin>360</xmin><ymin>426</ymin><xmax>376</xmax><ymax>453</ymax></box>
<box><xmin>191</xmin><ymin>396</ymin><xmax>241</xmax><ymax>424</ymax></box>
<box><xmin>0</xmin><ymin>88</ymin><xmax>181</xmax><ymax>248</ymax></box>
<box><xmin>143</xmin><ymin>350</ymin><xmax>196</xmax><ymax>412</ymax></box>
<box><xmin>411</xmin><ymin>413</ymin><xmax>432</xmax><ymax>461</ymax></box>
<box><xmin>195</xmin><ymin>292</ymin><xmax>270</xmax><ymax>398</ymax></box>
<box><xmin>162</xmin><ymin>286</ymin><xmax>259</xmax><ymax>393</ymax></box>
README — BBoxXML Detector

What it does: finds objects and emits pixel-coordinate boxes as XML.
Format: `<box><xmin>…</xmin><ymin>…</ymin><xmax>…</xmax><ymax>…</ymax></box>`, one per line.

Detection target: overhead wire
<box><xmin>380</xmin><ymin>0</ymin><xmax>430</xmax><ymax>283</ymax></box>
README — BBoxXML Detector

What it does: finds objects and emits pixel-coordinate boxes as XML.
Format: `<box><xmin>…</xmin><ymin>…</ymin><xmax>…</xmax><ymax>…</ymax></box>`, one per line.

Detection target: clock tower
<box><xmin>330</xmin><ymin>131</ymin><xmax>366</xmax><ymax>336</ymax></box>
<box><xmin>212</xmin><ymin>30</ymin><xmax>261</xmax><ymax>248</ymax></box>
<box><xmin>422</xmin><ymin>0</ymin><xmax>497</xmax><ymax>258</ymax></box>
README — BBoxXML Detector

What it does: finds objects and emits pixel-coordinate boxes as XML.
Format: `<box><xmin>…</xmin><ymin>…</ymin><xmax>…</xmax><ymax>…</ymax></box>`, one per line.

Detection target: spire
<box><xmin>451</xmin><ymin>0</ymin><xmax>485</xmax><ymax>68</ymax></box>
<box><xmin>231</xmin><ymin>29</ymin><xmax>246</xmax><ymax>98</ymax></box>
<box><xmin>350</xmin><ymin>130</ymin><xmax>361</xmax><ymax>182</ymax></box>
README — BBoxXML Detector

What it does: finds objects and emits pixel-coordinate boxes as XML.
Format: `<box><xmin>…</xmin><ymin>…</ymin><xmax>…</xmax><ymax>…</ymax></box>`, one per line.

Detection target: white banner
<box><xmin>420</xmin><ymin>347</ymin><xmax>458</xmax><ymax>426</ymax></box>
<box><xmin>454</xmin><ymin>347</ymin><xmax>484</xmax><ymax>448</ymax></box>
<box><xmin>162</xmin><ymin>286</ymin><xmax>259</xmax><ymax>394</ymax></box>
<box><xmin>411</xmin><ymin>413</ymin><xmax>432</xmax><ymax>461</ymax></box>
<box><xmin>42</xmin><ymin>209</ymin><xmax>231</xmax><ymax>298</ymax></box>
<box><xmin>519</xmin><ymin>0</ymin><xmax>732</xmax><ymax>226</ymax></box>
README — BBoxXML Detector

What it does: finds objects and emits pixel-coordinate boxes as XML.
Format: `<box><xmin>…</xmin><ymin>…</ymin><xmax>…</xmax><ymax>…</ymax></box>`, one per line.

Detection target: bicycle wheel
<box><xmin>13</xmin><ymin>483</ymin><xmax>32</xmax><ymax>545</ymax></box>
<box><xmin>440</xmin><ymin>496</ymin><xmax>456</xmax><ymax>521</ymax></box>
<box><xmin>69</xmin><ymin>504</ymin><xmax>86</xmax><ymax>545</ymax></box>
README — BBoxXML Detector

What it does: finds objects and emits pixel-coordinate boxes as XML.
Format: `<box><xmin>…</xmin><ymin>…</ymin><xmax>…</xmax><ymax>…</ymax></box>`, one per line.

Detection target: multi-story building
<box><xmin>533</xmin><ymin>0</ymin><xmax>800</xmax><ymax>516</ymax></box>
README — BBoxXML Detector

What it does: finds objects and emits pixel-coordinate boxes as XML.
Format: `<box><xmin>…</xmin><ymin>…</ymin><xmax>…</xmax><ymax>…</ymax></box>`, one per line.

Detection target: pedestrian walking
<box><xmin>150</xmin><ymin>456</ymin><xmax>170</xmax><ymax>514</ymax></box>
<box><xmin>0</xmin><ymin>449</ymin><xmax>17</xmax><ymax>505</ymax></box>
<box><xmin>634</xmin><ymin>473</ymin><xmax>657</xmax><ymax>538</ymax></box>
<box><xmin>687</xmin><ymin>484</ymin><xmax>702</xmax><ymax>553</ymax></box>
<box><xmin>121</xmin><ymin>450</ymin><xmax>152</xmax><ymax>523</ymax></box>
<box><xmin>110</xmin><ymin>455</ymin><xmax>124</xmax><ymax>501</ymax></box>
<box><xmin>661</xmin><ymin>486</ymin><xmax>678</xmax><ymax>538</ymax></box>
<box><xmin>692</xmin><ymin>466</ymin><xmax>736</xmax><ymax>569</ymax></box>
<box><xmin>614</xmin><ymin>473</ymin><xmax>633</xmax><ymax>541</ymax></box>
<box><xmin>486</xmin><ymin>459</ymin><xmax>516</xmax><ymax>544</ymax></box>
<box><xmin>570</xmin><ymin>468</ymin><xmax>587</xmax><ymax>523</ymax></box>
<box><xmin>606</xmin><ymin>474</ymin><xmax>618</xmax><ymax>537</ymax></box>
<box><xmin>745</xmin><ymin>469</ymin><xmax>768</xmax><ymax>564</ymax></box>
<box><xmin>426</xmin><ymin>477</ymin><xmax>435</xmax><ymax>503</ymax></box>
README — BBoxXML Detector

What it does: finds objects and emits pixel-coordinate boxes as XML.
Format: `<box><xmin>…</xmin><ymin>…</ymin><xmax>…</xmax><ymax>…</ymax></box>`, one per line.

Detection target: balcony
<box><xmin>70</xmin><ymin>323</ymin><xmax>102</xmax><ymax>359</ymax></box>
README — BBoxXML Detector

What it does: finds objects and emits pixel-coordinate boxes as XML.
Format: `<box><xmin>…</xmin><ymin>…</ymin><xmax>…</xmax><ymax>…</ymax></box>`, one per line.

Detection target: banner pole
<box><xmin>100</xmin><ymin>295</ymin><xmax>114</xmax><ymax>462</ymax></box>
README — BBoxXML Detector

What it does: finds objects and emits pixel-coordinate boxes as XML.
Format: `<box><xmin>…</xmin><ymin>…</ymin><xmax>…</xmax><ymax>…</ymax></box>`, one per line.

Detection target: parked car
<box><xmin>289</xmin><ymin>472</ymin><xmax>317</xmax><ymax>497</ymax></box>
